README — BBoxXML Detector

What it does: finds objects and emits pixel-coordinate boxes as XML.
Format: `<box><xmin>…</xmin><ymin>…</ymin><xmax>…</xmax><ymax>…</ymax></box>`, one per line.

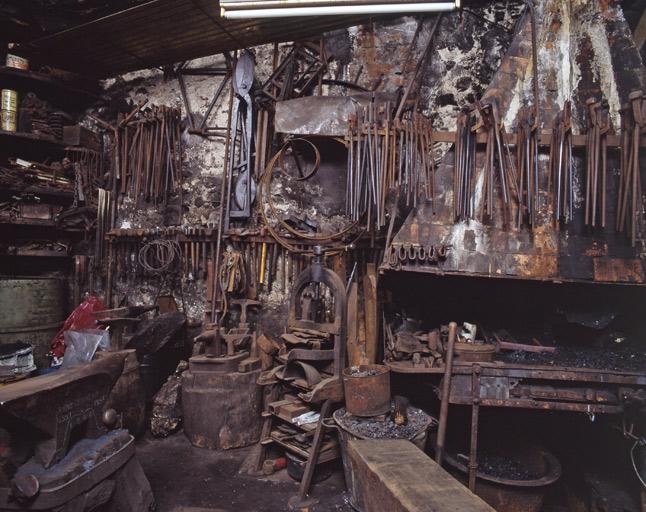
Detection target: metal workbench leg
<box><xmin>468</xmin><ymin>364</ymin><xmax>481</xmax><ymax>492</ymax></box>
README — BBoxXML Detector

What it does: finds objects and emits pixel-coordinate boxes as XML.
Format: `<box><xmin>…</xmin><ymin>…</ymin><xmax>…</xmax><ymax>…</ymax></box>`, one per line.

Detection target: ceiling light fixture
<box><xmin>221</xmin><ymin>0</ymin><xmax>458</xmax><ymax>19</ymax></box>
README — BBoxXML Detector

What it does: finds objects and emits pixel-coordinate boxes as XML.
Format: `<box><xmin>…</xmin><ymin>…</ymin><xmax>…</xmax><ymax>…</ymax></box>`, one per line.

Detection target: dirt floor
<box><xmin>136</xmin><ymin>432</ymin><xmax>354</xmax><ymax>512</ymax></box>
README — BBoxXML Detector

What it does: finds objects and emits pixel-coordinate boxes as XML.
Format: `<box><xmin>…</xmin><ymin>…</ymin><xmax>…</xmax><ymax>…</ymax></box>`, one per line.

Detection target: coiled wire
<box><xmin>138</xmin><ymin>239</ymin><xmax>182</xmax><ymax>274</ymax></box>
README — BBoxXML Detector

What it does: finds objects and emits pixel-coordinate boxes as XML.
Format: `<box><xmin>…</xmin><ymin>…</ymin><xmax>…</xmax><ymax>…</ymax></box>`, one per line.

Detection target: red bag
<box><xmin>49</xmin><ymin>295</ymin><xmax>107</xmax><ymax>359</ymax></box>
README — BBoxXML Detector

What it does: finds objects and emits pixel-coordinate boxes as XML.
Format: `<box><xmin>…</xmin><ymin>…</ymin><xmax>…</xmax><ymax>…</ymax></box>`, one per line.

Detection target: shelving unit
<box><xmin>0</xmin><ymin>66</ymin><xmax>100</xmax><ymax>109</ymax></box>
<box><xmin>0</xmin><ymin>65</ymin><xmax>100</xmax><ymax>263</ymax></box>
<box><xmin>261</xmin><ymin>397</ymin><xmax>340</xmax><ymax>465</ymax></box>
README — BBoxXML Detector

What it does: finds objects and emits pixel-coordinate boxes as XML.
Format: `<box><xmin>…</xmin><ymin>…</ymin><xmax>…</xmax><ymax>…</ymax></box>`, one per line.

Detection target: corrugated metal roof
<box><xmin>22</xmin><ymin>0</ymin><xmax>379</xmax><ymax>78</ymax></box>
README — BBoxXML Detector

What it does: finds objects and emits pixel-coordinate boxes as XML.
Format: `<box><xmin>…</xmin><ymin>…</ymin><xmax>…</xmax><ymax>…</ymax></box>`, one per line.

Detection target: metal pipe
<box><xmin>468</xmin><ymin>364</ymin><xmax>481</xmax><ymax>492</ymax></box>
<box><xmin>222</xmin><ymin>2</ymin><xmax>455</xmax><ymax>17</ymax></box>
<box><xmin>211</xmin><ymin>73</ymin><xmax>236</xmax><ymax>324</ymax></box>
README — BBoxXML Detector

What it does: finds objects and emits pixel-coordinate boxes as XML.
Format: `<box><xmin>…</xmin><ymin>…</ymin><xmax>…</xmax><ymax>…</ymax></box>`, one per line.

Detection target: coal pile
<box><xmin>498</xmin><ymin>346</ymin><xmax>646</xmax><ymax>372</ymax></box>
<box><xmin>477</xmin><ymin>454</ymin><xmax>542</xmax><ymax>481</ymax></box>
<box><xmin>334</xmin><ymin>405</ymin><xmax>433</xmax><ymax>440</ymax></box>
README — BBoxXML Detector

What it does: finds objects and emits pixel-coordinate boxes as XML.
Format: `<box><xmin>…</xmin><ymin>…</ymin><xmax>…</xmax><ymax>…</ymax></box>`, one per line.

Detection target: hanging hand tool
<box><xmin>346</xmin><ymin>103</ymin><xmax>435</xmax><ymax>230</ymax></box>
<box><xmin>584</xmin><ymin>97</ymin><xmax>610</xmax><ymax>229</ymax></box>
<box><xmin>629</xmin><ymin>91</ymin><xmax>644</xmax><ymax>246</ymax></box>
<box><xmin>549</xmin><ymin>101</ymin><xmax>573</xmax><ymax>224</ymax></box>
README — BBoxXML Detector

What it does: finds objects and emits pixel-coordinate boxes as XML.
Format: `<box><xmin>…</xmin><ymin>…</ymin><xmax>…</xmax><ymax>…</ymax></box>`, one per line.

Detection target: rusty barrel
<box><xmin>0</xmin><ymin>277</ymin><xmax>65</xmax><ymax>367</ymax></box>
<box><xmin>342</xmin><ymin>364</ymin><xmax>390</xmax><ymax>417</ymax></box>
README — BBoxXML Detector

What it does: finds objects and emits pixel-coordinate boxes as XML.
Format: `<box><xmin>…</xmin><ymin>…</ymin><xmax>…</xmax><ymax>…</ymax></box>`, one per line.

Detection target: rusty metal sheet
<box><xmin>274</xmin><ymin>93</ymin><xmax>395</xmax><ymax>136</ymax></box>
<box><xmin>593</xmin><ymin>258</ymin><xmax>645</xmax><ymax>283</ymax></box>
<box><xmin>509</xmin><ymin>254</ymin><xmax>558</xmax><ymax>279</ymax></box>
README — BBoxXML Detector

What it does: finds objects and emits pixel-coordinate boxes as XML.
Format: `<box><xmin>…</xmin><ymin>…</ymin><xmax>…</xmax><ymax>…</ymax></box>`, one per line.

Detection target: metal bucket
<box><xmin>0</xmin><ymin>277</ymin><xmax>66</xmax><ymax>367</ymax></box>
<box><xmin>342</xmin><ymin>364</ymin><xmax>390</xmax><ymax>417</ymax></box>
<box><xmin>331</xmin><ymin>406</ymin><xmax>436</xmax><ymax>511</ymax></box>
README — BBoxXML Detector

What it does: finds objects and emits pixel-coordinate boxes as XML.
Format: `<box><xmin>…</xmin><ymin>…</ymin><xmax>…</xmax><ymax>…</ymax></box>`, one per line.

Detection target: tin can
<box><xmin>5</xmin><ymin>53</ymin><xmax>29</xmax><ymax>70</ymax></box>
<box><xmin>1</xmin><ymin>89</ymin><xmax>17</xmax><ymax>112</ymax></box>
<box><xmin>1</xmin><ymin>109</ymin><xmax>17</xmax><ymax>132</ymax></box>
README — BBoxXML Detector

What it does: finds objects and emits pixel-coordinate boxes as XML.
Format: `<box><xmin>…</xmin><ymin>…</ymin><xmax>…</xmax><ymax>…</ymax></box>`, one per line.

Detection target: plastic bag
<box><xmin>50</xmin><ymin>295</ymin><xmax>107</xmax><ymax>360</ymax></box>
<box><xmin>62</xmin><ymin>329</ymin><xmax>111</xmax><ymax>368</ymax></box>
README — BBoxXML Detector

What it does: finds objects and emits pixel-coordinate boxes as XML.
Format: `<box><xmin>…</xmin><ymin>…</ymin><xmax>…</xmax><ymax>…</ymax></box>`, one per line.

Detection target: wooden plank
<box><xmin>347</xmin><ymin>280</ymin><xmax>362</xmax><ymax>366</ymax></box>
<box><xmin>347</xmin><ymin>439</ymin><xmax>494</xmax><ymax>512</ymax></box>
<box><xmin>634</xmin><ymin>6</ymin><xmax>646</xmax><ymax>51</ymax></box>
<box><xmin>363</xmin><ymin>263</ymin><xmax>378</xmax><ymax>364</ymax></box>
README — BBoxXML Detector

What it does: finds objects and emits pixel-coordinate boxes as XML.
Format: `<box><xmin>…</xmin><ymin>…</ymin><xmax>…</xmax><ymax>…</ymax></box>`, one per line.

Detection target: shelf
<box><xmin>0</xmin><ymin>130</ymin><xmax>72</xmax><ymax>160</ymax></box>
<box><xmin>0</xmin><ymin>130</ymin><xmax>67</xmax><ymax>147</ymax></box>
<box><xmin>0</xmin><ymin>217</ymin><xmax>56</xmax><ymax>227</ymax></box>
<box><xmin>1</xmin><ymin>249</ymin><xmax>70</xmax><ymax>258</ymax></box>
<box><xmin>0</xmin><ymin>182</ymin><xmax>74</xmax><ymax>201</ymax></box>
<box><xmin>0</xmin><ymin>217</ymin><xmax>85</xmax><ymax>232</ymax></box>
<box><xmin>0</xmin><ymin>66</ymin><xmax>100</xmax><ymax>109</ymax></box>
<box><xmin>269</xmin><ymin>430</ymin><xmax>339</xmax><ymax>464</ymax></box>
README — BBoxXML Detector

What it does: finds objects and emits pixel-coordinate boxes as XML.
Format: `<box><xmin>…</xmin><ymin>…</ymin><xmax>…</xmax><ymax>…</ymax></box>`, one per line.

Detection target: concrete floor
<box><xmin>136</xmin><ymin>432</ymin><xmax>354</xmax><ymax>512</ymax></box>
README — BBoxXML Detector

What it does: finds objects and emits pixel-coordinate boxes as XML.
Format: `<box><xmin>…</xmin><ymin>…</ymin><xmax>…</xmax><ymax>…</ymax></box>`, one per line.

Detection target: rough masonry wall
<box><xmin>94</xmin><ymin>7</ymin><xmax>523</xmax><ymax>329</ymax></box>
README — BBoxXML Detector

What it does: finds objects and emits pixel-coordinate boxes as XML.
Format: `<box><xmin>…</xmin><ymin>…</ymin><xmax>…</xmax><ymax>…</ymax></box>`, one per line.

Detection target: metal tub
<box><xmin>330</xmin><ymin>406</ymin><xmax>436</xmax><ymax>511</ymax></box>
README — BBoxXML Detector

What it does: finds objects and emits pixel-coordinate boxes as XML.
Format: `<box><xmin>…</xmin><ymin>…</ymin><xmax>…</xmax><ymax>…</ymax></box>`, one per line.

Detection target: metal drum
<box><xmin>0</xmin><ymin>277</ymin><xmax>66</xmax><ymax>367</ymax></box>
<box><xmin>342</xmin><ymin>364</ymin><xmax>391</xmax><ymax>417</ymax></box>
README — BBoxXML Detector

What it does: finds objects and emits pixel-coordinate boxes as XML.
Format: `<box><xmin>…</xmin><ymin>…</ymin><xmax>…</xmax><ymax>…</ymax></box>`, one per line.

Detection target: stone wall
<box><xmin>92</xmin><ymin>7</ymin><xmax>525</xmax><ymax>330</ymax></box>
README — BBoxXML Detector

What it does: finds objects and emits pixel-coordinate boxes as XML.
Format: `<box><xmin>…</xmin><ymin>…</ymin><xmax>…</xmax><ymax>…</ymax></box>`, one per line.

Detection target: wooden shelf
<box><xmin>0</xmin><ymin>217</ymin><xmax>56</xmax><ymax>227</ymax></box>
<box><xmin>0</xmin><ymin>66</ymin><xmax>100</xmax><ymax>109</ymax></box>
<box><xmin>269</xmin><ymin>429</ymin><xmax>339</xmax><ymax>464</ymax></box>
<box><xmin>2</xmin><ymin>249</ymin><xmax>70</xmax><ymax>258</ymax></box>
<box><xmin>0</xmin><ymin>182</ymin><xmax>74</xmax><ymax>201</ymax></box>
<box><xmin>0</xmin><ymin>129</ymin><xmax>67</xmax><ymax>146</ymax></box>
<box><xmin>0</xmin><ymin>217</ymin><xmax>85</xmax><ymax>232</ymax></box>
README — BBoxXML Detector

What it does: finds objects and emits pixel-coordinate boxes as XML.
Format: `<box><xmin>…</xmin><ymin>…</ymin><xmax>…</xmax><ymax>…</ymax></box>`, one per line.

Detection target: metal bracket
<box><xmin>176</xmin><ymin>53</ymin><xmax>233</xmax><ymax>137</ymax></box>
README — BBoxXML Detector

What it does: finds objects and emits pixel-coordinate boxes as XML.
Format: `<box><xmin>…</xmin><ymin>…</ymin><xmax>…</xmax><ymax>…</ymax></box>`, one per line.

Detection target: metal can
<box><xmin>5</xmin><ymin>53</ymin><xmax>29</xmax><ymax>70</ymax></box>
<box><xmin>1</xmin><ymin>89</ymin><xmax>17</xmax><ymax>112</ymax></box>
<box><xmin>1</xmin><ymin>109</ymin><xmax>17</xmax><ymax>132</ymax></box>
<box><xmin>342</xmin><ymin>364</ymin><xmax>391</xmax><ymax>417</ymax></box>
